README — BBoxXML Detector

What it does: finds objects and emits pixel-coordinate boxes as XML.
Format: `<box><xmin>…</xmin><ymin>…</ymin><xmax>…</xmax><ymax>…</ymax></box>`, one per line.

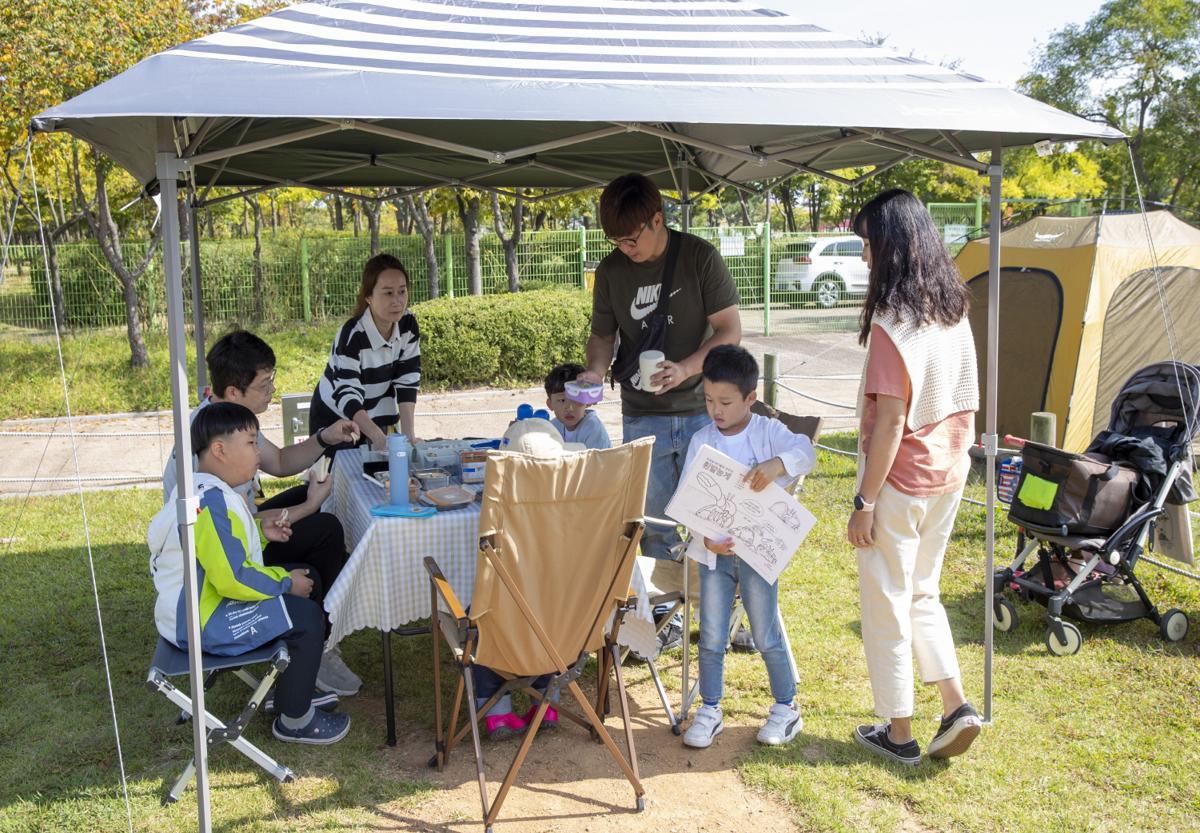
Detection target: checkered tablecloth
<box><xmin>324</xmin><ymin>449</ymin><xmax>481</xmax><ymax>646</ymax></box>
<box><xmin>323</xmin><ymin>447</ymin><xmax>657</xmax><ymax>655</ymax></box>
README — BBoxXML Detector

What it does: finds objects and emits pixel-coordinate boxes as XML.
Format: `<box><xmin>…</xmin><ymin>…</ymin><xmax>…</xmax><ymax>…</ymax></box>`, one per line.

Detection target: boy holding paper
<box><xmin>678</xmin><ymin>345</ymin><xmax>816</xmax><ymax>750</ymax></box>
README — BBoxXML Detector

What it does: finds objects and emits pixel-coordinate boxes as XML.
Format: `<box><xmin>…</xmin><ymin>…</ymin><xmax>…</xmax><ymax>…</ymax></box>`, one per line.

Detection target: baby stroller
<box><xmin>992</xmin><ymin>360</ymin><xmax>1200</xmax><ymax>655</ymax></box>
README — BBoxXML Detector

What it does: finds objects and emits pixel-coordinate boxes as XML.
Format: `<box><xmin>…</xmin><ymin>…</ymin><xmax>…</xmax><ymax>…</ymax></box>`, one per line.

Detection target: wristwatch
<box><xmin>853</xmin><ymin>493</ymin><xmax>875</xmax><ymax>512</ymax></box>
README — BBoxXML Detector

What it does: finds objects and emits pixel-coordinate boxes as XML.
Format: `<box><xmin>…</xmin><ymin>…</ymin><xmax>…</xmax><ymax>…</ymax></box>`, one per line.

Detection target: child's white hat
<box><xmin>502</xmin><ymin>417</ymin><xmax>586</xmax><ymax>458</ymax></box>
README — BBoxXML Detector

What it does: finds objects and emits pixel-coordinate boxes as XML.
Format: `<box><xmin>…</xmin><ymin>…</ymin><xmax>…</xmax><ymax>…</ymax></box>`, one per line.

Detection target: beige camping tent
<box><xmin>956</xmin><ymin>212</ymin><xmax>1200</xmax><ymax>451</ymax></box>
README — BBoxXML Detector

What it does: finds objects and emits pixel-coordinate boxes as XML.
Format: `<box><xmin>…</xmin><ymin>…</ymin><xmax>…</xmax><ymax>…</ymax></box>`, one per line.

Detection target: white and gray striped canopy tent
<box><xmin>32</xmin><ymin>1</ymin><xmax>1123</xmax><ymax>829</ymax></box>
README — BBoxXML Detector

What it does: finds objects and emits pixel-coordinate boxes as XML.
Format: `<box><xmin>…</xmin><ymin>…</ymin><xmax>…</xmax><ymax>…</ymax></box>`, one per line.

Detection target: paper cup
<box><xmin>639</xmin><ymin>350</ymin><xmax>665</xmax><ymax>392</ymax></box>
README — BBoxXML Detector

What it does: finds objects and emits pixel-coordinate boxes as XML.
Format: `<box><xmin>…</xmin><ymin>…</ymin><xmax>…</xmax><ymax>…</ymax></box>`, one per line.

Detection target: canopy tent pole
<box><xmin>982</xmin><ymin>141</ymin><xmax>1003</xmax><ymax>724</ymax></box>
<box><xmin>187</xmin><ymin>192</ymin><xmax>207</xmax><ymax>394</ymax></box>
<box><xmin>158</xmin><ymin>121</ymin><xmax>212</xmax><ymax>833</ymax></box>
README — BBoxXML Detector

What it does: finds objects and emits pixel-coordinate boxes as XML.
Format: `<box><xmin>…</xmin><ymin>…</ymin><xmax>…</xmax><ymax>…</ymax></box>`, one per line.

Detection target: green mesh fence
<box><xmin>0</xmin><ymin>208</ymin><xmax>1017</xmax><ymax>339</ymax></box>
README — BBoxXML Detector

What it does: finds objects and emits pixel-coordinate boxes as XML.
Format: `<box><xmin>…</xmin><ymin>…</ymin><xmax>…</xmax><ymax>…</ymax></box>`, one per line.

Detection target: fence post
<box><xmin>578</xmin><ymin>226</ymin><xmax>587</xmax><ymax>289</ymax></box>
<box><xmin>761</xmin><ymin>221</ymin><xmax>771</xmax><ymax>337</ymax></box>
<box><xmin>299</xmin><ymin>236</ymin><xmax>312</xmax><ymax>323</ymax></box>
<box><xmin>443</xmin><ymin>234</ymin><xmax>455</xmax><ymax>298</ymax></box>
<box><xmin>764</xmin><ymin>352</ymin><xmax>777</xmax><ymax>407</ymax></box>
<box><xmin>975</xmin><ymin>196</ymin><xmax>984</xmax><ymax>232</ymax></box>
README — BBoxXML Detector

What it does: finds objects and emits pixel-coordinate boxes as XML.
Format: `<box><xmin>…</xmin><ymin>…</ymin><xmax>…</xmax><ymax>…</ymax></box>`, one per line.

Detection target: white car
<box><xmin>772</xmin><ymin>236</ymin><xmax>870</xmax><ymax>308</ymax></box>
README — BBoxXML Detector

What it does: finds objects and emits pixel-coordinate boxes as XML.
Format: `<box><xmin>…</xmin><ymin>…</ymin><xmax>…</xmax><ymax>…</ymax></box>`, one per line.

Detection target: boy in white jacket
<box><xmin>149</xmin><ymin>402</ymin><xmax>350</xmax><ymax>745</ymax></box>
<box><xmin>679</xmin><ymin>346</ymin><xmax>815</xmax><ymax>750</ymax></box>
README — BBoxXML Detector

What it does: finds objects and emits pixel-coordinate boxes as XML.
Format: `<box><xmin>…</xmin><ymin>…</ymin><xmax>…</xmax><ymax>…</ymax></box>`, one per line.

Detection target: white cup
<box><xmin>639</xmin><ymin>350</ymin><xmax>665</xmax><ymax>392</ymax></box>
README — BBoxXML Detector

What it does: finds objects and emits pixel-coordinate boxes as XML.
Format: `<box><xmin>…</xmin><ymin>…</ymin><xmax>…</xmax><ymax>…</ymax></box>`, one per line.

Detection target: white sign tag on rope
<box><xmin>665</xmin><ymin>444</ymin><xmax>816</xmax><ymax>584</ymax></box>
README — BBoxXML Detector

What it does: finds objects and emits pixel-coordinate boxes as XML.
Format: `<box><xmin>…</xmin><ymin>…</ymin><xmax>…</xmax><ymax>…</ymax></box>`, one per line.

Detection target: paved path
<box><xmin>0</xmin><ymin>330</ymin><xmax>865</xmax><ymax>498</ymax></box>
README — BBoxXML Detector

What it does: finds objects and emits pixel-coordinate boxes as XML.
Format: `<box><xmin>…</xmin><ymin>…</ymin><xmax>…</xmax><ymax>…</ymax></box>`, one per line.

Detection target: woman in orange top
<box><xmin>847</xmin><ymin>189</ymin><xmax>982</xmax><ymax>766</ymax></box>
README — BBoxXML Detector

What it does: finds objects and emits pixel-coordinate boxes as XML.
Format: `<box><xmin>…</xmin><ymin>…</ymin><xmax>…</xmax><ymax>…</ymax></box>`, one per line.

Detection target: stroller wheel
<box><xmin>1045</xmin><ymin>620</ymin><xmax>1082</xmax><ymax>656</ymax></box>
<box><xmin>993</xmin><ymin>596</ymin><xmax>1017</xmax><ymax>633</ymax></box>
<box><xmin>1160</xmin><ymin>608</ymin><xmax>1190</xmax><ymax>643</ymax></box>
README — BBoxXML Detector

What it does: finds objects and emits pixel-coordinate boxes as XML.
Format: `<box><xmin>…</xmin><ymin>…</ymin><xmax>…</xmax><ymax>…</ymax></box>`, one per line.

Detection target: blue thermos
<box><xmin>387</xmin><ymin>433</ymin><xmax>410</xmax><ymax>507</ymax></box>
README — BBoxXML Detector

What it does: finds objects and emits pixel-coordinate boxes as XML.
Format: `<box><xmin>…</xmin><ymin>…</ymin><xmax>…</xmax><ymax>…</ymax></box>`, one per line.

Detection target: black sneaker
<box><xmin>264</xmin><ymin>688</ymin><xmax>339</xmax><ymax>715</ymax></box>
<box><xmin>927</xmin><ymin>702</ymin><xmax>982</xmax><ymax>759</ymax></box>
<box><xmin>853</xmin><ymin>723</ymin><xmax>921</xmax><ymax>766</ymax></box>
<box><xmin>656</xmin><ymin>615</ymin><xmax>683</xmax><ymax>652</ymax></box>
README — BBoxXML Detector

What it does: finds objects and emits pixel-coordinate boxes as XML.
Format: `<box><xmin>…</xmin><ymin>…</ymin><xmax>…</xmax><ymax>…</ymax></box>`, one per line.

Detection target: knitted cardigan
<box><xmin>867</xmin><ymin>307</ymin><xmax>979</xmax><ymax>430</ymax></box>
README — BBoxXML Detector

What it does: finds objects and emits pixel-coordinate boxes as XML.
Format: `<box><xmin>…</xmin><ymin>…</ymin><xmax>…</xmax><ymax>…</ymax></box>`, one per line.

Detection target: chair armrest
<box><xmin>424</xmin><ymin>556</ymin><xmax>469</xmax><ymax>621</ymax></box>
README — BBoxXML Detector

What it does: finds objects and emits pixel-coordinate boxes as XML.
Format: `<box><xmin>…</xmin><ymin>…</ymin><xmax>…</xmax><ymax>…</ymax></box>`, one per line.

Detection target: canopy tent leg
<box><xmin>677</xmin><ymin>150</ymin><xmax>692</xmax><ymax>724</ymax></box>
<box><xmin>188</xmin><ymin>192</ymin><xmax>207</xmax><ymax>394</ymax></box>
<box><xmin>158</xmin><ymin>119</ymin><xmax>211</xmax><ymax>833</ymax></box>
<box><xmin>982</xmin><ymin>141</ymin><xmax>1002</xmax><ymax>725</ymax></box>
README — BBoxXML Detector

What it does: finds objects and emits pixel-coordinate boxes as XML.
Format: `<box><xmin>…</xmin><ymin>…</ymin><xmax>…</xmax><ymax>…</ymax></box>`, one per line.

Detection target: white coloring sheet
<box><xmin>665</xmin><ymin>444</ymin><xmax>816</xmax><ymax>584</ymax></box>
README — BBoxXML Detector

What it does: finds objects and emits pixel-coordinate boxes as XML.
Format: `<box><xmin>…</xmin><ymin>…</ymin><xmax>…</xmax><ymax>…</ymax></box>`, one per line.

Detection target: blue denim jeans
<box><xmin>623</xmin><ymin>412</ymin><xmax>710</xmax><ymax>561</ymax></box>
<box><xmin>698</xmin><ymin>555</ymin><xmax>795</xmax><ymax>706</ymax></box>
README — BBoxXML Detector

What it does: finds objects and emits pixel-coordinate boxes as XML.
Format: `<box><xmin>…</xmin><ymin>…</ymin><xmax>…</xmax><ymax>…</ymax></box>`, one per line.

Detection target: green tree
<box><xmin>1019</xmin><ymin>0</ymin><xmax>1200</xmax><ymax>206</ymax></box>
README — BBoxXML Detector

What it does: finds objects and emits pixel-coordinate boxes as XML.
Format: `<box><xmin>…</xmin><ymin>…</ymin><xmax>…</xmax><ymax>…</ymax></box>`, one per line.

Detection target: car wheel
<box><xmin>813</xmin><ymin>276</ymin><xmax>844</xmax><ymax>309</ymax></box>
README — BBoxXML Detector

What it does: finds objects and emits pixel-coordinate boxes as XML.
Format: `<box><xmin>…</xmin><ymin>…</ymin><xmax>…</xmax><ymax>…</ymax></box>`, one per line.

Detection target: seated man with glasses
<box><xmin>581</xmin><ymin>173</ymin><xmax>742</xmax><ymax>650</ymax></box>
<box><xmin>161</xmin><ymin>330</ymin><xmax>364</xmax><ymax>696</ymax></box>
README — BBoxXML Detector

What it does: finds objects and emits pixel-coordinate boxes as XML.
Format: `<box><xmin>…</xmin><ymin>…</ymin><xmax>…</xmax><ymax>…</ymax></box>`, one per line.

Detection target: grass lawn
<box><xmin>1</xmin><ymin>437</ymin><xmax>1198</xmax><ymax>832</ymax></box>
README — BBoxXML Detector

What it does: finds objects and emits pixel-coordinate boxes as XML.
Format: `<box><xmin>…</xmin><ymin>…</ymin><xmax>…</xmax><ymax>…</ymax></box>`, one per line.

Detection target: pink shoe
<box><xmin>484</xmin><ymin>712</ymin><xmax>526</xmax><ymax>739</ymax></box>
<box><xmin>523</xmin><ymin>704</ymin><xmax>559</xmax><ymax>728</ymax></box>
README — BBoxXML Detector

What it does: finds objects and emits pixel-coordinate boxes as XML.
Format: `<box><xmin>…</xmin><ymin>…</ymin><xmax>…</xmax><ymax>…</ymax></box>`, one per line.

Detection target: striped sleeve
<box><xmin>194</xmin><ymin>489</ymin><xmax>291</xmax><ymax>600</ymax></box>
<box><xmin>394</xmin><ymin>314</ymin><xmax>421</xmax><ymax>404</ymax></box>
<box><xmin>326</xmin><ymin>319</ymin><xmax>369</xmax><ymax>419</ymax></box>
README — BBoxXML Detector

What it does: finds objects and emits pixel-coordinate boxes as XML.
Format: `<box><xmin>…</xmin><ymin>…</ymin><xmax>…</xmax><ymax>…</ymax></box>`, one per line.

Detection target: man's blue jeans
<box><xmin>622</xmin><ymin>412</ymin><xmax>710</xmax><ymax>562</ymax></box>
<box><xmin>698</xmin><ymin>555</ymin><xmax>795</xmax><ymax>705</ymax></box>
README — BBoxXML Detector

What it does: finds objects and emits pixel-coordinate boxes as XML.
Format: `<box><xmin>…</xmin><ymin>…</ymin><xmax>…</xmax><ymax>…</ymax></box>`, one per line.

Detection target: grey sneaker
<box><xmin>853</xmin><ymin>722</ymin><xmax>921</xmax><ymax>766</ymax></box>
<box><xmin>730</xmin><ymin>621</ymin><xmax>757</xmax><ymax>653</ymax></box>
<box><xmin>316</xmin><ymin>647</ymin><xmax>362</xmax><ymax>696</ymax></box>
<box><xmin>656</xmin><ymin>616</ymin><xmax>683</xmax><ymax>652</ymax></box>
<box><xmin>928</xmin><ymin>701</ymin><xmax>982</xmax><ymax>759</ymax></box>
<box><xmin>756</xmin><ymin>702</ymin><xmax>803</xmax><ymax>745</ymax></box>
<box><xmin>272</xmin><ymin>710</ymin><xmax>351</xmax><ymax>746</ymax></box>
<box><xmin>683</xmin><ymin>704</ymin><xmax>724</xmax><ymax>749</ymax></box>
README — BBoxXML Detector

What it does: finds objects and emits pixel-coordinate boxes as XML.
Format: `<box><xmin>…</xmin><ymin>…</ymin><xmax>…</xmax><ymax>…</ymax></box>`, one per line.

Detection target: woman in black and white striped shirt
<box><xmin>310</xmin><ymin>254</ymin><xmax>420</xmax><ymax>451</ymax></box>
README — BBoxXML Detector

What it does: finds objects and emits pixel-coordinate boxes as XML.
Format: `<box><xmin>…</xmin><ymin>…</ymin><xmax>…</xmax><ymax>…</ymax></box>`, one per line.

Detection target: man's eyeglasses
<box><xmin>606</xmin><ymin>220</ymin><xmax>651</xmax><ymax>250</ymax></box>
<box><xmin>247</xmin><ymin>371</ymin><xmax>276</xmax><ymax>394</ymax></box>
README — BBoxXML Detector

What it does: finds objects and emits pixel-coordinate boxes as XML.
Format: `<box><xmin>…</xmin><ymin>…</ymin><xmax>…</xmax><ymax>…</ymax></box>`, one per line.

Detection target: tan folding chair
<box><xmin>425</xmin><ymin>437</ymin><xmax>654</xmax><ymax>832</ymax></box>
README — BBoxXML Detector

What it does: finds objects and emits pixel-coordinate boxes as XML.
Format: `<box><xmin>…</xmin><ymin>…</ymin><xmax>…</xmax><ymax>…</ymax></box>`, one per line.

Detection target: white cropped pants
<box><xmin>857</xmin><ymin>482</ymin><xmax>963</xmax><ymax>718</ymax></box>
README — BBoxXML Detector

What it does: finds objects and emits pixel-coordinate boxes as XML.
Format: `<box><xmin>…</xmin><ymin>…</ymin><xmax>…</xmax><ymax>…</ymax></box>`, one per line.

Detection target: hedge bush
<box><xmin>415</xmin><ymin>287</ymin><xmax>592</xmax><ymax>388</ymax></box>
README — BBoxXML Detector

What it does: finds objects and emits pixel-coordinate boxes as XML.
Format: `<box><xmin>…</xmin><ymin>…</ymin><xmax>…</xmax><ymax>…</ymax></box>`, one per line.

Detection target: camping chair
<box><xmin>146</xmin><ymin>636</ymin><xmax>295</xmax><ymax>803</ymax></box>
<box><xmin>425</xmin><ymin>437</ymin><xmax>654</xmax><ymax>832</ymax></box>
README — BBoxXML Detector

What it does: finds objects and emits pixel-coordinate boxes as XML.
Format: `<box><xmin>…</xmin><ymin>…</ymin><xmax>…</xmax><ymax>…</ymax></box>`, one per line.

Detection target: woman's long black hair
<box><xmin>852</xmin><ymin>188</ymin><xmax>970</xmax><ymax>345</ymax></box>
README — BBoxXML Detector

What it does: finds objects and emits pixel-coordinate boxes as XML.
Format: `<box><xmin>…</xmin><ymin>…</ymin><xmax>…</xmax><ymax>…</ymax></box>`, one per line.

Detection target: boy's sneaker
<box><xmin>264</xmin><ymin>688</ymin><xmax>339</xmax><ymax>715</ymax></box>
<box><xmin>272</xmin><ymin>710</ymin><xmax>351</xmax><ymax>745</ymax></box>
<box><xmin>656</xmin><ymin>615</ymin><xmax>684</xmax><ymax>652</ymax></box>
<box><xmin>682</xmin><ymin>704</ymin><xmax>724</xmax><ymax>749</ymax></box>
<box><xmin>730</xmin><ymin>621</ymin><xmax>757</xmax><ymax>653</ymax></box>
<box><xmin>522</xmin><ymin>704</ymin><xmax>559</xmax><ymax>728</ymax></box>
<box><xmin>853</xmin><ymin>723</ymin><xmax>921</xmax><ymax>766</ymax></box>
<box><xmin>756</xmin><ymin>702</ymin><xmax>803</xmax><ymax>746</ymax></box>
<box><xmin>316</xmin><ymin>647</ymin><xmax>362</xmax><ymax>696</ymax></box>
<box><xmin>484</xmin><ymin>712</ymin><xmax>526</xmax><ymax>740</ymax></box>
<box><xmin>927</xmin><ymin>701</ymin><xmax>982</xmax><ymax>759</ymax></box>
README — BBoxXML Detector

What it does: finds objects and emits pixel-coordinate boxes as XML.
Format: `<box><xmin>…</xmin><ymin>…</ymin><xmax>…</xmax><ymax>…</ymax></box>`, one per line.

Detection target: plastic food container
<box><xmin>459</xmin><ymin>450</ymin><xmax>488</xmax><ymax>484</ymax></box>
<box><xmin>413</xmin><ymin>468</ymin><xmax>451</xmax><ymax>490</ymax></box>
<box><xmin>564</xmin><ymin>380</ymin><xmax>603</xmax><ymax>405</ymax></box>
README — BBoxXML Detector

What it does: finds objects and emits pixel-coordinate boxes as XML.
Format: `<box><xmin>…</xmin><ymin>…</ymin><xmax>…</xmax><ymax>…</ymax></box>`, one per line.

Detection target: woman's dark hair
<box><xmin>353</xmin><ymin>253</ymin><xmax>409</xmax><ymax>318</ymax></box>
<box><xmin>702</xmin><ymin>345</ymin><xmax>759</xmax><ymax>398</ymax></box>
<box><xmin>206</xmin><ymin>330</ymin><xmax>275</xmax><ymax>396</ymax></box>
<box><xmin>192</xmin><ymin>401</ymin><xmax>259</xmax><ymax>456</ymax></box>
<box><xmin>852</xmin><ymin>188</ymin><xmax>970</xmax><ymax>345</ymax></box>
<box><xmin>599</xmin><ymin>173</ymin><xmax>663</xmax><ymax>239</ymax></box>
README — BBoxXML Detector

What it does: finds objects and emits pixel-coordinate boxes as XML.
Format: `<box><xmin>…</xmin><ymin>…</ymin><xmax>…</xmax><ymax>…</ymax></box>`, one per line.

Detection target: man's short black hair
<box><xmin>702</xmin><ymin>345</ymin><xmax>758</xmax><ymax>398</ymax></box>
<box><xmin>206</xmin><ymin>330</ymin><xmax>276</xmax><ymax>396</ymax></box>
<box><xmin>192</xmin><ymin>401</ymin><xmax>259</xmax><ymax>457</ymax></box>
<box><xmin>545</xmin><ymin>362</ymin><xmax>586</xmax><ymax>396</ymax></box>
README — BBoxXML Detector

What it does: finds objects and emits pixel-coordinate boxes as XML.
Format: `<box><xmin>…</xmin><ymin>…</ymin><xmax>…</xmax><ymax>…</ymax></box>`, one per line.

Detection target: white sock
<box><xmin>280</xmin><ymin>706</ymin><xmax>316</xmax><ymax>730</ymax></box>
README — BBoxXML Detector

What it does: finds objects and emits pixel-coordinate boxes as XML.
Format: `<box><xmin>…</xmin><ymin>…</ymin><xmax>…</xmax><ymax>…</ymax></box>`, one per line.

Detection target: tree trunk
<box><xmin>44</xmin><ymin>236</ymin><xmax>67</xmax><ymax>330</ymax></box>
<box><xmin>247</xmin><ymin>196</ymin><xmax>264</xmax><ymax>322</ymax></box>
<box><xmin>774</xmin><ymin>183</ymin><xmax>797</xmax><ymax>232</ymax></box>
<box><xmin>534</xmin><ymin>209</ymin><xmax>547</xmax><ymax>231</ymax></box>
<box><xmin>490</xmin><ymin>191</ymin><xmax>524</xmax><ymax>293</ymax></box>
<box><xmin>333</xmin><ymin>196</ymin><xmax>344</xmax><ymax>231</ymax></box>
<box><xmin>365</xmin><ymin>198</ymin><xmax>382</xmax><ymax>255</ymax></box>
<box><xmin>406</xmin><ymin>194</ymin><xmax>440</xmax><ymax>298</ymax></box>
<box><xmin>456</xmin><ymin>192</ymin><xmax>484</xmax><ymax>295</ymax></box>
<box><xmin>205</xmin><ymin>207</ymin><xmax>215</xmax><ymax>237</ymax></box>
<box><xmin>350</xmin><ymin>199</ymin><xmax>361</xmax><ymax>236</ymax></box>
<box><xmin>737</xmin><ymin>192</ymin><xmax>752</xmax><ymax>225</ymax></box>
<box><xmin>74</xmin><ymin>150</ymin><xmax>157</xmax><ymax>368</ymax></box>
